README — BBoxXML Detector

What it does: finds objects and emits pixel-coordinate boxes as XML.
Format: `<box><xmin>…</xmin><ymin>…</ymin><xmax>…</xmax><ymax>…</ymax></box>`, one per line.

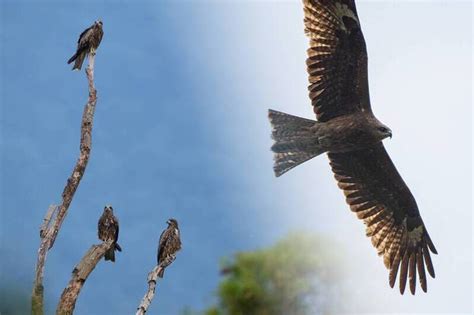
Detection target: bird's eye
<box><xmin>378</xmin><ymin>127</ymin><xmax>387</xmax><ymax>133</ymax></box>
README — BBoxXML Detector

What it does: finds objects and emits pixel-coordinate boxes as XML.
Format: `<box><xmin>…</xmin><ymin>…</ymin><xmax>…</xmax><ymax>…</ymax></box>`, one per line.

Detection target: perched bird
<box><xmin>98</xmin><ymin>205</ymin><xmax>122</xmax><ymax>262</ymax></box>
<box><xmin>157</xmin><ymin>219</ymin><xmax>181</xmax><ymax>278</ymax></box>
<box><xmin>268</xmin><ymin>0</ymin><xmax>437</xmax><ymax>295</ymax></box>
<box><xmin>67</xmin><ymin>20</ymin><xmax>103</xmax><ymax>70</ymax></box>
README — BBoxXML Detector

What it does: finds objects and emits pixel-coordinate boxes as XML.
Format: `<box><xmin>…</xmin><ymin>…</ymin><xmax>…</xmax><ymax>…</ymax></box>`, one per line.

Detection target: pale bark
<box><xmin>32</xmin><ymin>53</ymin><xmax>98</xmax><ymax>315</ymax></box>
<box><xmin>135</xmin><ymin>255</ymin><xmax>177</xmax><ymax>315</ymax></box>
<box><xmin>56</xmin><ymin>240</ymin><xmax>114</xmax><ymax>315</ymax></box>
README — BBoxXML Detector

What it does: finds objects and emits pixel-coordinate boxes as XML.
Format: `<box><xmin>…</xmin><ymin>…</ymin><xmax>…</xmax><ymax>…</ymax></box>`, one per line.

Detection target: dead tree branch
<box><xmin>56</xmin><ymin>240</ymin><xmax>114</xmax><ymax>315</ymax></box>
<box><xmin>32</xmin><ymin>53</ymin><xmax>98</xmax><ymax>315</ymax></box>
<box><xmin>135</xmin><ymin>255</ymin><xmax>177</xmax><ymax>315</ymax></box>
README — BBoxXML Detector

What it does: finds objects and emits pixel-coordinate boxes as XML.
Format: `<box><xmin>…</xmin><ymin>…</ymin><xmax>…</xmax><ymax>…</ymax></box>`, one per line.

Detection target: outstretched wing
<box><xmin>304</xmin><ymin>0</ymin><xmax>371</xmax><ymax>122</ymax></box>
<box><xmin>328</xmin><ymin>143</ymin><xmax>437</xmax><ymax>294</ymax></box>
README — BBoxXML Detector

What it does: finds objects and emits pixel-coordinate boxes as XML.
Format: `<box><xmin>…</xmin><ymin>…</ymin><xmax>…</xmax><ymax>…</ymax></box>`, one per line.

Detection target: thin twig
<box><xmin>56</xmin><ymin>240</ymin><xmax>114</xmax><ymax>315</ymax></box>
<box><xmin>32</xmin><ymin>53</ymin><xmax>98</xmax><ymax>315</ymax></box>
<box><xmin>136</xmin><ymin>255</ymin><xmax>177</xmax><ymax>315</ymax></box>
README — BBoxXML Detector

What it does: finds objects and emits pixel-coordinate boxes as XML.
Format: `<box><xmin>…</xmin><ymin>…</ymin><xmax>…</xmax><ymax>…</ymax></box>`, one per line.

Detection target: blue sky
<box><xmin>1</xmin><ymin>1</ymin><xmax>472</xmax><ymax>314</ymax></box>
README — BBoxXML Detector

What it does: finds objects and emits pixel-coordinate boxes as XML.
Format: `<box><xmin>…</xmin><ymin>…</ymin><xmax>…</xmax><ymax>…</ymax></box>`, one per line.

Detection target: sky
<box><xmin>0</xmin><ymin>1</ymin><xmax>472</xmax><ymax>315</ymax></box>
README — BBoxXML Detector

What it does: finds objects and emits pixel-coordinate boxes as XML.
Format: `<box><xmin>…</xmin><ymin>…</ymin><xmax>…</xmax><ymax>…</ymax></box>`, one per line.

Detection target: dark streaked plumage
<box><xmin>98</xmin><ymin>205</ymin><xmax>122</xmax><ymax>262</ymax></box>
<box><xmin>157</xmin><ymin>219</ymin><xmax>181</xmax><ymax>278</ymax></box>
<box><xmin>268</xmin><ymin>0</ymin><xmax>436</xmax><ymax>294</ymax></box>
<box><xmin>67</xmin><ymin>20</ymin><xmax>103</xmax><ymax>70</ymax></box>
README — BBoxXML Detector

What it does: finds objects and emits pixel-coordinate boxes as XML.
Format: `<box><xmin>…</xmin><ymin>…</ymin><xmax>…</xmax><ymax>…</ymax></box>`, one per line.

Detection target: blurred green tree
<box><xmin>203</xmin><ymin>232</ymin><xmax>344</xmax><ymax>315</ymax></box>
<box><xmin>0</xmin><ymin>285</ymin><xmax>31</xmax><ymax>315</ymax></box>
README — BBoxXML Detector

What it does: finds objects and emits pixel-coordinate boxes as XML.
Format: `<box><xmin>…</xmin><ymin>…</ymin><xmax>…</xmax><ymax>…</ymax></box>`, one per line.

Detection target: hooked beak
<box><xmin>388</xmin><ymin>130</ymin><xmax>392</xmax><ymax>139</ymax></box>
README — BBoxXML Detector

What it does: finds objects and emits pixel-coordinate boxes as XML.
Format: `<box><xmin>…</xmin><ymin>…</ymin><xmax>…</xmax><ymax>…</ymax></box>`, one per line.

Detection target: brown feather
<box><xmin>98</xmin><ymin>206</ymin><xmax>120</xmax><ymax>262</ymax></box>
<box><xmin>389</xmin><ymin>247</ymin><xmax>402</xmax><ymax>288</ymax></box>
<box><xmin>157</xmin><ymin>219</ymin><xmax>182</xmax><ymax>278</ymax></box>
<box><xmin>423</xmin><ymin>243</ymin><xmax>436</xmax><ymax>278</ymax></box>
<box><xmin>408</xmin><ymin>251</ymin><xmax>417</xmax><ymax>295</ymax></box>
<box><xmin>399</xmin><ymin>251</ymin><xmax>409</xmax><ymax>294</ymax></box>
<box><xmin>417</xmin><ymin>248</ymin><xmax>427</xmax><ymax>292</ymax></box>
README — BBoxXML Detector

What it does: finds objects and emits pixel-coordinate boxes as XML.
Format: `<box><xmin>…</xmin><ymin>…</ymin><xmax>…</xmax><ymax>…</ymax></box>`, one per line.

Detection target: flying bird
<box><xmin>157</xmin><ymin>218</ymin><xmax>181</xmax><ymax>278</ymax></box>
<box><xmin>67</xmin><ymin>20</ymin><xmax>103</xmax><ymax>70</ymax></box>
<box><xmin>98</xmin><ymin>205</ymin><xmax>122</xmax><ymax>262</ymax></box>
<box><xmin>268</xmin><ymin>0</ymin><xmax>437</xmax><ymax>295</ymax></box>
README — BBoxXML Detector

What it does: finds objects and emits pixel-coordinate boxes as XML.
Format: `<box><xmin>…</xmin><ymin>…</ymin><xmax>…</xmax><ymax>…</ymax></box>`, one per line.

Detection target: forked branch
<box><xmin>32</xmin><ymin>53</ymin><xmax>99</xmax><ymax>315</ymax></box>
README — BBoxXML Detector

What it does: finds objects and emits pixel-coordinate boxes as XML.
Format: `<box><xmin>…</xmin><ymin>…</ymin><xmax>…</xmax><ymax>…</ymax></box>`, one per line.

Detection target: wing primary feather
<box><xmin>389</xmin><ymin>254</ymin><xmax>400</xmax><ymax>288</ymax></box>
<box><xmin>408</xmin><ymin>251</ymin><xmax>417</xmax><ymax>295</ymax></box>
<box><xmin>425</xmin><ymin>232</ymin><xmax>438</xmax><ymax>254</ymax></box>
<box><xmin>384</xmin><ymin>227</ymin><xmax>400</xmax><ymax>268</ymax></box>
<box><xmin>417</xmin><ymin>247</ymin><xmax>427</xmax><ymax>292</ymax></box>
<box><xmin>422</xmin><ymin>243</ymin><xmax>436</xmax><ymax>278</ymax></box>
<box><xmin>399</xmin><ymin>251</ymin><xmax>409</xmax><ymax>294</ymax></box>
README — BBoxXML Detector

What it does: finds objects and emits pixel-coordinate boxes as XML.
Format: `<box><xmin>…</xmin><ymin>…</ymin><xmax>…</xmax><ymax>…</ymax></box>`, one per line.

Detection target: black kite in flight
<box><xmin>98</xmin><ymin>205</ymin><xmax>122</xmax><ymax>262</ymax></box>
<box><xmin>157</xmin><ymin>218</ymin><xmax>181</xmax><ymax>278</ymax></box>
<box><xmin>67</xmin><ymin>20</ymin><xmax>103</xmax><ymax>70</ymax></box>
<box><xmin>268</xmin><ymin>0</ymin><xmax>437</xmax><ymax>295</ymax></box>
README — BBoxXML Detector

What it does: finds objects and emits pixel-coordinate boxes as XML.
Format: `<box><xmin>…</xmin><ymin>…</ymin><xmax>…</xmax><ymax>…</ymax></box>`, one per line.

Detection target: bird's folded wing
<box><xmin>157</xmin><ymin>229</ymin><xmax>170</xmax><ymax>263</ymax></box>
<box><xmin>77</xmin><ymin>25</ymin><xmax>93</xmax><ymax>44</ymax></box>
<box><xmin>328</xmin><ymin>143</ymin><xmax>437</xmax><ymax>294</ymax></box>
<box><xmin>304</xmin><ymin>0</ymin><xmax>371</xmax><ymax>122</ymax></box>
<box><xmin>113</xmin><ymin>216</ymin><xmax>119</xmax><ymax>244</ymax></box>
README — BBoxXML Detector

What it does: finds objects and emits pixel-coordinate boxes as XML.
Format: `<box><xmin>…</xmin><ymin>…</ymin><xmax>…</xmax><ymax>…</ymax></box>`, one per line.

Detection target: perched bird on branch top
<box><xmin>157</xmin><ymin>218</ymin><xmax>181</xmax><ymax>278</ymax></box>
<box><xmin>98</xmin><ymin>205</ymin><xmax>122</xmax><ymax>262</ymax></box>
<box><xmin>268</xmin><ymin>0</ymin><xmax>437</xmax><ymax>295</ymax></box>
<box><xmin>67</xmin><ymin>20</ymin><xmax>103</xmax><ymax>70</ymax></box>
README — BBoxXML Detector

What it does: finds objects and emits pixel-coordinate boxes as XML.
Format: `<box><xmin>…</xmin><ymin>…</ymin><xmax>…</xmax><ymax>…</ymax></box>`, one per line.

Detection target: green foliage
<box><xmin>205</xmin><ymin>232</ymin><xmax>343</xmax><ymax>315</ymax></box>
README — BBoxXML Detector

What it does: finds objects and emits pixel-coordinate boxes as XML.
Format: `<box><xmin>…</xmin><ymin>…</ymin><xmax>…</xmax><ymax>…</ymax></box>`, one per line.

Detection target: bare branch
<box><xmin>32</xmin><ymin>53</ymin><xmax>98</xmax><ymax>315</ymax></box>
<box><xmin>32</xmin><ymin>205</ymin><xmax>58</xmax><ymax>314</ymax></box>
<box><xmin>39</xmin><ymin>205</ymin><xmax>58</xmax><ymax>238</ymax></box>
<box><xmin>56</xmin><ymin>240</ymin><xmax>114</xmax><ymax>315</ymax></box>
<box><xmin>136</xmin><ymin>255</ymin><xmax>177</xmax><ymax>315</ymax></box>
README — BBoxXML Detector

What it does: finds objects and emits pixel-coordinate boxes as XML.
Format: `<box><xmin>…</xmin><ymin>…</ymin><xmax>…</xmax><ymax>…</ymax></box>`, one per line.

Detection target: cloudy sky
<box><xmin>1</xmin><ymin>1</ymin><xmax>472</xmax><ymax>314</ymax></box>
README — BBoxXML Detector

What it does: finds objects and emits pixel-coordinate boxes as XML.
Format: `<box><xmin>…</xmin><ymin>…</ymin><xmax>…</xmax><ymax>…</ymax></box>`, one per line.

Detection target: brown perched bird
<box><xmin>98</xmin><ymin>205</ymin><xmax>122</xmax><ymax>262</ymax></box>
<box><xmin>268</xmin><ymin>0</ymin><xmax>437</xmax><ymax>295</ymax></box>
<box><xmin>67</xmin><ymin>20</ymin><xmax>103</xmax><ymax>70</ymax></box>
<box><xmin>157</xmin><ymin>219</ymin><xmax>181</xmax><ymax>278</ymax></box>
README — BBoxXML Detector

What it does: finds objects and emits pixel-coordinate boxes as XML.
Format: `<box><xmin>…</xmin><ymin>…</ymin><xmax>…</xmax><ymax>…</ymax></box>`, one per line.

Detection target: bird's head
<box><xmin>95</xmin><ymin>20</ymin><xmax>103</xmax><ymax>27</ymax></box>
<box><xmin>104</xmin><ymin>204</ymin><xmax>114</xmax><ymax>213</ymax></box>
<box><xmin>373</xmin><ymin>121</ymin><xmax>392</xmax><ymax>141</ymax></box>
<box><xmin>167</xmin><ymin>218</ymin><xmax>178</xmax><ymax>227</ymax></box>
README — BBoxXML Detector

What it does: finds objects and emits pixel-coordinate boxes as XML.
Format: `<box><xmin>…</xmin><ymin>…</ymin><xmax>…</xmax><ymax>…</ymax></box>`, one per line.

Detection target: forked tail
<box><xmin>268</xmin><ymin>109</ymin><xmax>325</xmax><ymax>177</ymax></box>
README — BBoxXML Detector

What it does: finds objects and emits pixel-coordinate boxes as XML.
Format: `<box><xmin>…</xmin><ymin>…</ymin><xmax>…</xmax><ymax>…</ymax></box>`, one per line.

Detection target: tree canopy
<box><xmin>204</xmin><ymin>232</ymin><xmax>344</xmax><ymax>315</ymax></box>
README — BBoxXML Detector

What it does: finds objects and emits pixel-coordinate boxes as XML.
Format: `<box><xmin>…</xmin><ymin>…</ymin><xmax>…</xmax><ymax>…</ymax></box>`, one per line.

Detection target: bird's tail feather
<box><xmin>268</xmin><ymin>109</ymin><xmax>325</xmax><ymax>177</ymax></box>
<box><xmin>67</xmin><ymin>53</ymin><xmax>77</xmax><ymax>64</ymax></box>
<box><xmin>72</xmin><ymin>52</ymin><xmax>86</xmax><ymax>71</ymax></box>
<box><xmin>104</xmin><ymin>247</ymin><xmax>115</xmax><ymax>262</ymax></box>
